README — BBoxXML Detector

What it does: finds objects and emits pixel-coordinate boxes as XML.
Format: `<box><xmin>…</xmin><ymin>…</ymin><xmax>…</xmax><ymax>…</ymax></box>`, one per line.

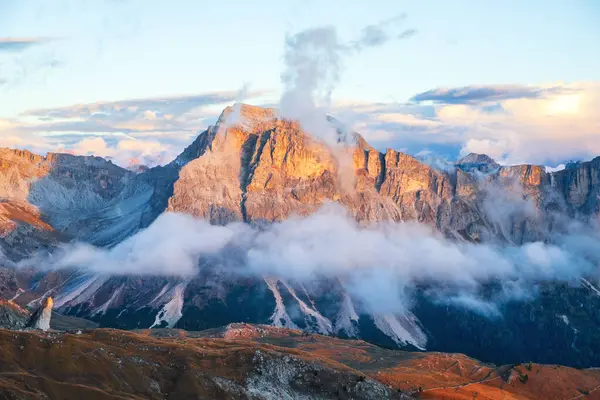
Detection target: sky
<box><xmin>0</xmin><ymin>0</ymin><xmax>599</xmax><ymax>168</ymax></box>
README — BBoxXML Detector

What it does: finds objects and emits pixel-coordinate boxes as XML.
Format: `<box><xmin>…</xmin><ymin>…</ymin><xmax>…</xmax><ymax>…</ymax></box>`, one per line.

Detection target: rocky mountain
<box><xmin>1</xmin><ymin>104</ymin><xmax>600</xmax><ymax>368</ymax></box>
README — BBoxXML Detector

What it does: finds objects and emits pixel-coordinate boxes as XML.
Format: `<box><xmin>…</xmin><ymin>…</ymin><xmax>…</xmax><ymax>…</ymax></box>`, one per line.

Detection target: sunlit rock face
<box><xmin>26</xmin><ymin>296</ymin><xmax>53</xmax><ymax>331</ymax></box>
<box><xmin>167</xmin><ymin>104</ymin><xmax>459</xmax><ymax>232</ymax></box>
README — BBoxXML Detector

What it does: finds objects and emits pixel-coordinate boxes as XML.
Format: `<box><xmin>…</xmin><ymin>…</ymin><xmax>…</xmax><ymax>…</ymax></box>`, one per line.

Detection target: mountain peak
<box><xmin>456</xmin><ymin>153</ymin><xmax>501</xmax><ymax>173</ymax></box>
<box><xmin>217</xmin><ymin>103</ymin><xmax>277</xmax><ymax>131</ymax></box>
<box><xmin>457</xmin><ymin>153</ymin><xmax>499</xmax><ymax>166</ymax></box>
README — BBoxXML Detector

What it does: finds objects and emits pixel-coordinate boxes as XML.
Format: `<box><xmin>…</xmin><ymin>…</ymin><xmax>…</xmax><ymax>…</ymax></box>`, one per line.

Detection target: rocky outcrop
<box><xmin>0</xmin><ymin>299</ymin><xmax>29</xmax><ymax>329</ymax></box>
<box><xmin>549</xmin><ymin>157</ymin><xmax>600</xmax><ymax>215</ymax></box>
<box><xmin>457</xmin><ymin>153</ymin><xmax>500</xmax><ymax>173</ymax></box>
<box><xmin>165</xmin><ymin>107</ymin><xmax>598</xmax><ymax>246</ymax></box>
<box><xmin>166</xmin><ymin>107</ymin><xmax>600</xmax><ymax>246</ymax></box>
<box><xmin>26</xmin><ymin>296</ymin><xmax>53</xmax><ymax>331</ymax></box>
<box><xmin>0</xmin><ymin>148</ymin><xmax>140</xmax><ymax>251</ymax></box>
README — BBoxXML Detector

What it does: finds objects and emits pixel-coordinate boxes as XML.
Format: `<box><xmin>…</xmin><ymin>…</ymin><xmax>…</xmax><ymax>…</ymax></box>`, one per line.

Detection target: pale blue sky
<box><xmin>1</xmin><ymin>0</ymin><xmax>599</xmax><ymax>115</ymax></box>
<box><xmin>0</xmin><ymin>0</ymin><xmax>599</xmax><ymax>167</ymax></box>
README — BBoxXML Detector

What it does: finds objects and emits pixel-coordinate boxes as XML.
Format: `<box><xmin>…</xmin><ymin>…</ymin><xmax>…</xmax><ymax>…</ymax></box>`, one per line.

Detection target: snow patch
<box><xmin>149</xmin><ymin>284</ymin><xmax>171</xmax><ymax>306</ymax></box>
<box><xmin>545</xmin><ymin>164</ymin><xmax>566</xmax><ymax>173</ymax></box>
<box><xmin>92</xmin><ymin>284</ymin><xmax>124</xmax><ymax>316</ymax></box>
<box><xmin>150</xmin><ymin>281</ymin><xmax>188</xmax><ymax>328</ymax></box>
<box><xmin>280</xmin><ymin>281</ymin><xmax>332</xmax><ymax>335</ymax></box>
<box><xmin>581</xmin><ymin>278</ymin><xmax>600</xmax><ymax>296</ymax></box>
<box><xmin>264</xmin><ymin>277</ymin><xmax>299</xmax><ymax>330</ymax></box>
<box><xmin>53</xmin><ymin>275</ymin><xmax>109</xmax><ymax>309</ymax></box>
<box><xmin>334</xmin><ymin>292</ymin><xmax>359</xmax><ymax>337</ymax></box>
<box><xmin>9</xmin><ymin>288</ymin><xmax>24</xmax><ymax>302</ymax></box>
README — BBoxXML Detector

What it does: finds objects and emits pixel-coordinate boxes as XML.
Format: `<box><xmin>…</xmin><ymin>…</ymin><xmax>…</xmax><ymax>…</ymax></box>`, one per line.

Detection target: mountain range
<box><xmin>1</xmin><ymin>104</ymin><xmax>600</xmax><ymax>369</ymax></box>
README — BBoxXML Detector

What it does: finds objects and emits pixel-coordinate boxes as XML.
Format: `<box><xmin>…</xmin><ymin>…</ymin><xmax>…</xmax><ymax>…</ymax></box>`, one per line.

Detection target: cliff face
<box><xmin>550</xmin><ymin>157</ymin><xmax>600</xmax><ymax>215</ymax></box>
<box><xmin>165</xmin><ymin>105</ymin><xmax>599</xmax><ymax>246</ymax></box>
<box><xmin>0</xmin><ymin>147</ymin><xmax>165</xmax><ymax>252</ymax></box>
<box><xmin>25</xmin><ymin>296</ymin><xmax>53</xmax><ymax>331</ymax></box>
<box><xmin>166</xmin><ymin>105</ymin><xmax>458</xmax><ymax>233</ymax></box>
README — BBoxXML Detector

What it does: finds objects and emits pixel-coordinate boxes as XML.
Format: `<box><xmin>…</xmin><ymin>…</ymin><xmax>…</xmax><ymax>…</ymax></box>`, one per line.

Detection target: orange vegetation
<box><xmin>138</xmin><ymin>324</ymin><xmax>600</xmax><ymax>400</ymax></box>
<box><xmin>0</xmin><ymin>201</ymin><xmax>53</xmax><ymax>235</ymax></box>
<box><xmin>2</xmin><ymin>324</ymin><xmax>599</xmax><ymax>399</ymax></box>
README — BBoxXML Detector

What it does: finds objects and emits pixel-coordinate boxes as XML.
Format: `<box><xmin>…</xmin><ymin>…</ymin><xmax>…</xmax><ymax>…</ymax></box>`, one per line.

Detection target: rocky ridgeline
<box><xmin>1</xmin><ymin>104</ymin><xmax>599</xmax><ymax>247</ymax></box>
<box><xmin>166</xmin><ymin>104</ymin><xmax>600</xmax><ymax>245</ymax></box>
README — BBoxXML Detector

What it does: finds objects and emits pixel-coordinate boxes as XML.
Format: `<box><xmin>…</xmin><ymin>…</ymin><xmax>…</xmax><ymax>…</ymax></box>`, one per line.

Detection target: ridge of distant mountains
<box><xmin>1</xmin><ymin>103</ymin><xmax>600</xmax><ymax>368</ymax></box>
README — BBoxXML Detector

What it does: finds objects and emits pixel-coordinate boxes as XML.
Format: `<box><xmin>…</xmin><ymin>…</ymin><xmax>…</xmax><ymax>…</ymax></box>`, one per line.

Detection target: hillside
<box><xmin>2</xmin><ymin>324</ymin><xmax>600</xmax><ymax>399</ymax></box>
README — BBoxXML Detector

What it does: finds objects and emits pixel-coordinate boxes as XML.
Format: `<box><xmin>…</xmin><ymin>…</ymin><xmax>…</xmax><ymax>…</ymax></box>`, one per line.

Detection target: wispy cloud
<box><xmin>410</xmin><ymin>84</ymin><xmax>572</xmax><ymax>105</ymax></box>
<box><xmin>335</xmin><ymin>82</ymin><xmax>600</xmax><ymax>165</ymax></box>
<box><xmin>351</xmin><ymin>14</ymin><xmax>415</xmax><ymax>50</ymax></box>
<box><xmin>397</xmin><ymin>29</ymin><xmax>417</xmax><ymax>40</ymax></box>
<box><xmin>4</xmin><ymin>80</ymin><xmax>599</xmax><ymax>170</ymax></box>
<box><xmin>279</xmin><ymin>15</ymin><xmax>416</xmax><ymax>142</ymax></box>
<box><xmin>23</xmin><ymin>91</ymin><xmax>263</xmax><ymax>119</ymax></box>
<box><xmin>1</xmin><ymin>89</ymin><xmax>271</xmax><ymax>167</ymax></box>
<box><xmin>0</xmin><ymin>37</ymin><xmax>52</xmax><ymax>52</ymax></box>
<box><xmin>22</xmin><ymin>90</ymin><xmax>270</xmax><ymax>136</ymax></box>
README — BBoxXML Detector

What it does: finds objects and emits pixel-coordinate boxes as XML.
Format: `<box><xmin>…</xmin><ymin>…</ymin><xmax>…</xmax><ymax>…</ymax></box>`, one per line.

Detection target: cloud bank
<box><xmin>409</xmin><ymin>84</ymin><xmax>572</xmax><ymax>104</ymax></box>
<box><xmin>0</xmin><ymin>89</ymin><xmax>269</xmax><ymax>167</ymax></box>
<box><xmin>25</xmin><ymin>202</ymin><xmax>600</xmax><ymax>317</ymax></box>
<box><xmin>337</xmin><ymin>82</ymin><xmax>600</xmax><ymax>166</ymax></box>
<box><xmin>4</xmin><ymin>80</ymin><xmax>598</xmax><ymax>171</ymax></box>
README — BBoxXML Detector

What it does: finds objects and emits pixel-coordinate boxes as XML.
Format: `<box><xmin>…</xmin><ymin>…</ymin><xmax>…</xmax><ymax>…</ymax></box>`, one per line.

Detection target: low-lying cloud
<box><xmin>24</xmin><ymin>202</ymin><xmax>600</xmax><ymax>318</ymax></box>
<box><xmin>47</xmin><ymin>212</ymin><xmax>242</xmax><ymax>276</ymax></box>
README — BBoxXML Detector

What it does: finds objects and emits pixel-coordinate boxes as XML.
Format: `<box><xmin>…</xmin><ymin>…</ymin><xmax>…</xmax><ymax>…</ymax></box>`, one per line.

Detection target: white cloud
<box><xmin>337</xmin><ymin>82</ymin><xmax>600</xmax><ymax>165</ymax></box>
<box><xmin>376</xmin><ymin>113</ymin><xmax>441</xmax><ymax>127</ymax></box>
<box><xmin>3</xmin><ymin>80</ymin><xmax>599</xmax><ymax>169</ymax></box>
<box><xmin>545</xmin><ymin>164</ymin><xmax>566</xmax><ymax>173</ymax></box>
<box><xmin>279</xmin><ymin>17</ymin><xmax>415</xmax><ymax>144</ymax></box>
<box><xmin>0</xmin><ymin>90</ymin><xmax>270</xmax><ymax>167</ymax></box>
<box><xmin>66</xmin><ymin>137</ymin><xmax>172</xmax><ymax>167</ymax></box>
<box><xmin>25</xmin><ymin>202</ymin><xmax>600</xmax><ymax>317</ymax></box>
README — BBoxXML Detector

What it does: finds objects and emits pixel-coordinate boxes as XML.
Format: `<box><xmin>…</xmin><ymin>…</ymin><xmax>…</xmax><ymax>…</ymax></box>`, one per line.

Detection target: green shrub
<box><xmin>519</xmin><ymin>373</ymin><xmax>529</xmax><ymax>383</ymax></box>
